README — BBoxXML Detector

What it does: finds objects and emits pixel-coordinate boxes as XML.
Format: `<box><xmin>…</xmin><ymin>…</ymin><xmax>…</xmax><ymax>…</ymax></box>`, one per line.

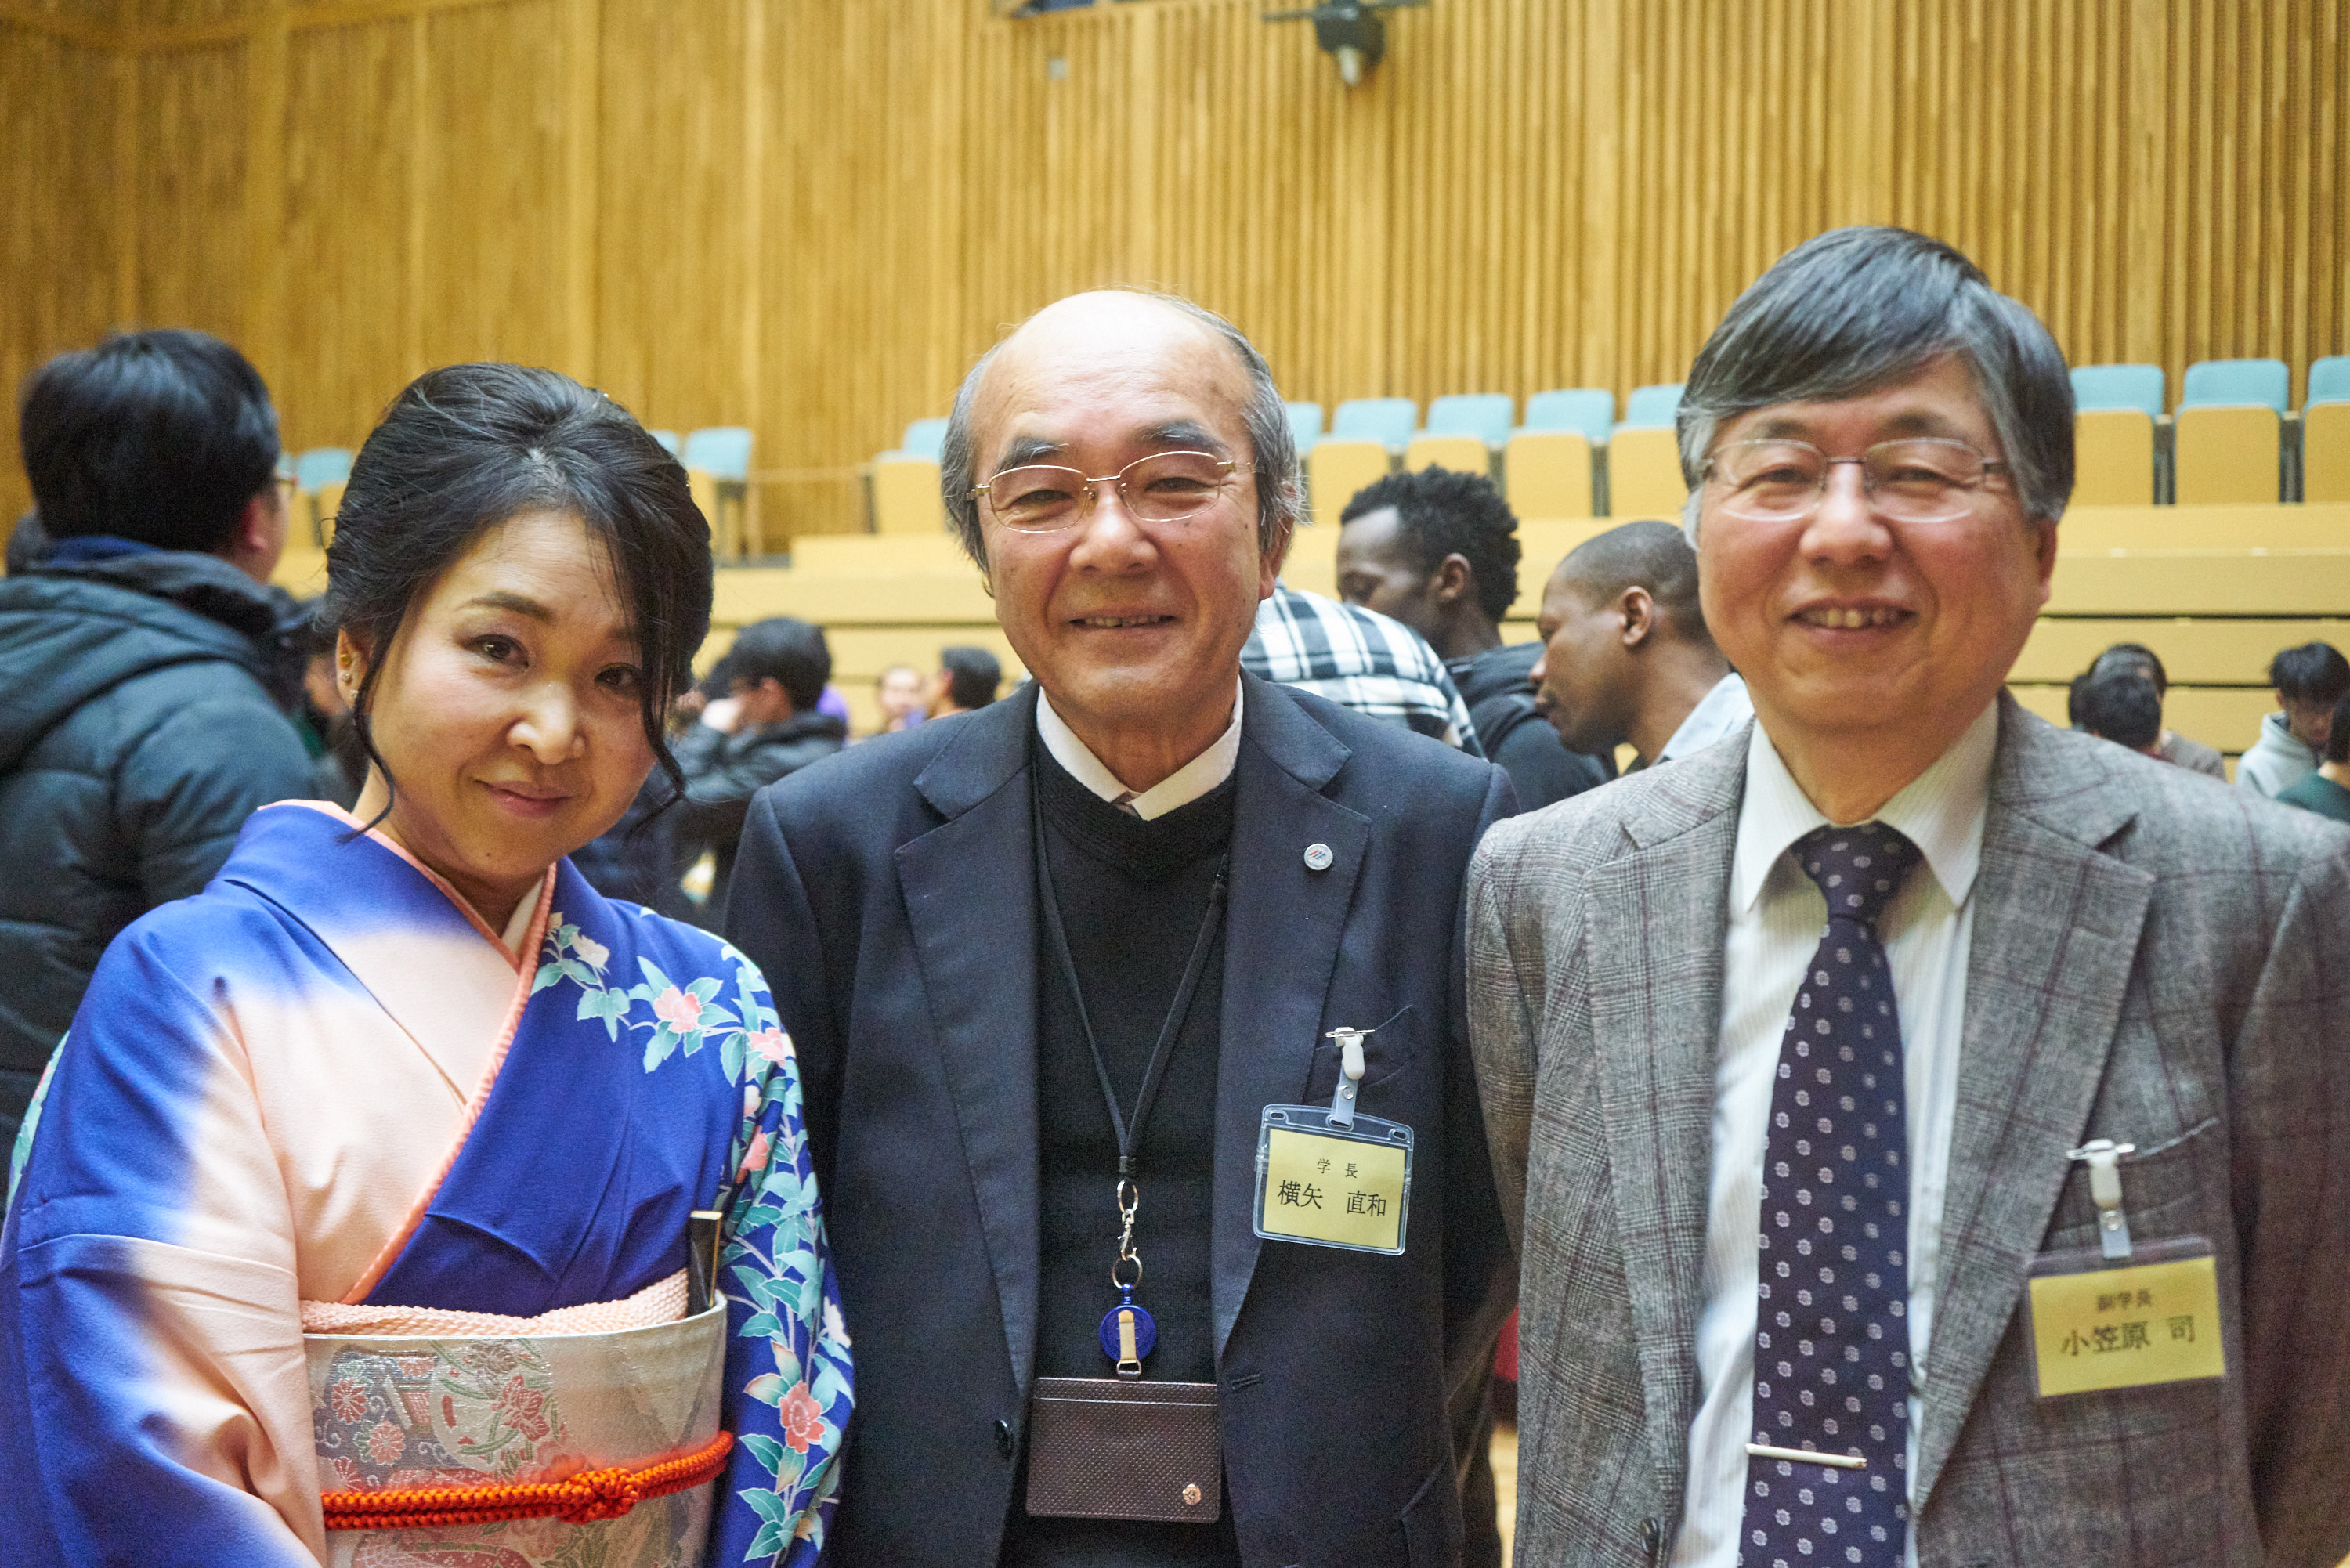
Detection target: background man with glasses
<box><xmin>725</xmin><ymin>288</ymin><xmax>1518</xmax><ymax>1567</ymax></box>
<box><xmin>1468</xmin><ymin>227</ymin><xmax>2350</xmax><ymax>1567</ymax></box>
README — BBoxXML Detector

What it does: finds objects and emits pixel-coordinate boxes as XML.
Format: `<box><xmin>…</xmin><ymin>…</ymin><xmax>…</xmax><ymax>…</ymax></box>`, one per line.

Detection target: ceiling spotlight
<box><xmin>1264</xmin><ymin>0</ymin><xmax>1428</xmax><ymax>89</ymax></box>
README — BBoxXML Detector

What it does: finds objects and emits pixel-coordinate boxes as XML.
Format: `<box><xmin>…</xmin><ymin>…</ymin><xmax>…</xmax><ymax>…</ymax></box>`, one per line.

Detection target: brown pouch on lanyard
<box><xmin>1022</xmin><ymin>1376</ymin><xmax>1222</xmax><ymax>1523</ymax></box>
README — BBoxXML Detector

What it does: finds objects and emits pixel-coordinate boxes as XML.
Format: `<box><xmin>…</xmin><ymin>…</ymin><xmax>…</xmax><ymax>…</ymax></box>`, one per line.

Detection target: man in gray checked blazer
<box><xmin>1472</xmin><ymin>227</ymin><xmax>2350</xmax><ymax>1568</ymax></box>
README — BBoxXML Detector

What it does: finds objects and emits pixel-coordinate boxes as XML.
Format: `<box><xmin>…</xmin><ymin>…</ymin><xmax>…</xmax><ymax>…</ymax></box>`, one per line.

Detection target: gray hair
<box><xmin>939</xmin><ymin>290</ymin><xmax>1301</xmax><ymax>572</ymax></box>
<box><xmin>1675</xmin><ymin>226</ymin><xmax>2076</xmax><ymax>543</ymax></box>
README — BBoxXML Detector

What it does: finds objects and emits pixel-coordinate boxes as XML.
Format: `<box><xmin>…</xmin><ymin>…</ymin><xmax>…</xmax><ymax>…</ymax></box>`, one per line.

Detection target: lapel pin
<box><xmin>1303</xmin><ymin>842</ymin><xmax>1334</xmax><ymax>871</ymax></box>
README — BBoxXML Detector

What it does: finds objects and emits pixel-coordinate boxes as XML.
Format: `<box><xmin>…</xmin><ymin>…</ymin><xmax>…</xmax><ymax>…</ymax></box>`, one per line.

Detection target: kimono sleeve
<box><xmin>706</xmin><ymin>945</ymin><xmax>853</xmax><ymax>1566</ymax></box>
<box><xmin>0</xmin><ymin>916</ymin><xmax>321</xmax><ymax>1567</ymax></box>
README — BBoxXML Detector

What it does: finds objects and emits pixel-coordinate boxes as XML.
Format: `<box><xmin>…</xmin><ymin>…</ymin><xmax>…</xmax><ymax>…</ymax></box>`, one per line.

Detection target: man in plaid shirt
<box><xmin>1242</xmin><ymin>580</ymin><xmax>1484</xmax><ymax>755</ymax></box>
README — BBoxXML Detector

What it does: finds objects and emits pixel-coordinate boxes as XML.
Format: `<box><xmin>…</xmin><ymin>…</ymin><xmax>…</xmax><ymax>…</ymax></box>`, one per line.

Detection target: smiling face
<box><xmin>345</xmin><ymin>508</ymin><xmax>656</xmax><ymax>925</ymax></box>
<box><xmin>971</xmin><ymin>293</ymin><xmax>1278</xmax><ymax>786</ymax></box>
<box><xmin>1695</xmin><ymin>354</ymin><xmax>2055</xmax><ymax>782</ymax></box>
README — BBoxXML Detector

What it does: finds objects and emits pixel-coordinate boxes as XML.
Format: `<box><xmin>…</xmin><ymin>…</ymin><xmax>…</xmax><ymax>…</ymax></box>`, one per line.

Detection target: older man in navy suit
<box><xmin>724</xmin><ymin>289</ymin><xmax>1516</xmax><ymax>1568</ymax></box>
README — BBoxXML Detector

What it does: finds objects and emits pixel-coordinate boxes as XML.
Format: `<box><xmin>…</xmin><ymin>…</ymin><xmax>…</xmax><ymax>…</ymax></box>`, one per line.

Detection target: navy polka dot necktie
<box><xmin>1740</xmin><ymin>822</ymin><xmax>1923</xmax><ymax>1568</ymax></box>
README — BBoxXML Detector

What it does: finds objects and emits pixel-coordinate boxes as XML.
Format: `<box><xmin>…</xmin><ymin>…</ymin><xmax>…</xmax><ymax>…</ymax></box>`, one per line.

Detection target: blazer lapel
<box><xmin>1209</xmin><ymin>675</ymin><xmax>1367</xmax><ymax>1357</ymax></box>
<box><xmin>1911</xmin><ymin>700</ymin><xmax>2153</xmax><ymax>1507</ymax></box>
<box><xmin>1585</xmin><ymin>741</ymin><xmax>1747</xmax><ymax>1506</ymax></box>
<box><xmin>897</xmin><ymin>688</ymin><xmax>1046</xmax><ymax>1394</ymax></box>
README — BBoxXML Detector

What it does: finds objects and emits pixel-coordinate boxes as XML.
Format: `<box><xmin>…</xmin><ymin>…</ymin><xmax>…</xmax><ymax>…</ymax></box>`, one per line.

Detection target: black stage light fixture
<box><xmin>1264</xmin><ymin>0</ymin><xmax>1429</xmax><ymax>88</ymax></box>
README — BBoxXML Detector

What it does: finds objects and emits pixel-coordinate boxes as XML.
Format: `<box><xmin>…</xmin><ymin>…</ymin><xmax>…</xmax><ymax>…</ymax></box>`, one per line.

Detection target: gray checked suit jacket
<box><xmin>1468</xmin><ymin>696</ymin><xmax>2350</xmax><ymax>1568</ymax></box>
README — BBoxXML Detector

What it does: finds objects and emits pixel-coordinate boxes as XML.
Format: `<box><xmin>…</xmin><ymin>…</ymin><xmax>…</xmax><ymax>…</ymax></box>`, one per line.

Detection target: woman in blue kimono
<box><xmin>0</xmin><ymin>363</ymin><xmax>850</xmax><ymax>1566</ymax></box>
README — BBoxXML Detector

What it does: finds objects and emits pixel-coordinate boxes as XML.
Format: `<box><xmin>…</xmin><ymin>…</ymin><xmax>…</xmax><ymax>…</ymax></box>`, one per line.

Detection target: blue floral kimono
<box><xmin>0</xmin><ymin>801</ymin><xmax>850</xmax><ymax>1565</ymax></box>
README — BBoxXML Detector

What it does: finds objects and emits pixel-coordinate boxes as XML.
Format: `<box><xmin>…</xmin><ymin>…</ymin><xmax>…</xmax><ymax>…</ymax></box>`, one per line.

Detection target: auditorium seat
<box><xmin>899</xmin><ymin>417</ymin><xmax>949</xmax><ymax>461</ymax></box>
<box><xmin>1603</xmin><ymin>384</ymin><xmax>1687</xmax><ymax>515</ymax></box>
<box><xmin>313</xmin><ymin>482</ymin><xmax>346</xmax><ymax>546</ymax></box>
<box><xmin>2181</xmin><ymin>358</ymin><xmax>2290</xmax><ymax>413</ymax></box>
<box><xmin>293</xmin><ymin>447</ymin><xmax>353</xmax><ymax>491</ymax></box>
<box><xmin>2070</xmin><ymin>363</ymin><xmax>2166</xmax><ymax>419</ymax></box>
<box><xmin>683</xmin><ymin>426</ymin><xmax>757</xmax><ymax>555</ymax></box>
<box><xmin>1287</xmin><ymin>401</ymin><xmax>1325</xmax><ymax>454</ymax></box>
<box><xmin>1307</xmin><ymin>438</ymin><xmax>1394</xmax><ymax>521</ymax></box>
<box><xmin>1404</xmin><ymin>393</ymin><xmax>1511</xmax><ymax>476</ymax></box>
<box><xmin>872</xmin><ymin>456</ymin><xmax>945</xmax><ymax>534</ymax></box>
<box><xmin>686</xmin><ymin>469</ymin><xmax>725</xmax><ymax>550</ymax></box>
<box><xmin>682</xmin><ymin>425</ymin><xmax>754</xmax><ymax>480</ymax></box>
<box><xmin>2068</xmin><ymin>364</ymin><xmax>2166</xmax><ymax>506</ymax></box>
<box><xmin>292</xmin><ymin>448</ymin><xmax>354</xmax><ymax>547</ymax></box>
<box><xmin>1618</xmin><ymin>383</ymin><xmax>1683</xmax><ymax>429</ymax></box>
<box><xmin>1419</xmin><ymin>393</ymin><xmax>1514</xmax><ymax>446</ymax></box>
<box><xmin>2310</xmin><ymin>356</ymin><xmax>2350</xmax><ymax>405</ymax></box>
<box><xmin>2073</xmin><ymin>410</ymin><xmax>2158</xmax><ymax>505</ymax></box>
<box><xmin>1506</xmin><ymin>432</ymin><xmax>1596</xmax><ymax>518</ymax></box>
<box><xmin>1520</xmin><ymin>388</ymin><xmax>1616</xmax><ymax>445</ymax></box>
<box><xmin>1504</xmin><ymin>389</ymin><xmax>1613</xmax><ymax>519</ymax></box>
<box><xmin>1331</xmin><ymin>397</ymin><xmax>1419</xmax><ymax>450</ymax></box>
<box><xmin>2174</xmin><ymin>405</ymin><xmax>2283</xmax><ymax>504</ymax></box>
<box><xmin>2304</xmin><ymin>357</ymin><xmax>2350</xmax><ymax>504</ymax></box>
<box><xmin>1405</xmin><ymin>435</ymin><xmax>1491</xmax><ymax>475</ymax></box>
<box><xmin>2173</xmin><ymin>359</ymin><xmax>2288</xmax><ymax>505</ymax></box>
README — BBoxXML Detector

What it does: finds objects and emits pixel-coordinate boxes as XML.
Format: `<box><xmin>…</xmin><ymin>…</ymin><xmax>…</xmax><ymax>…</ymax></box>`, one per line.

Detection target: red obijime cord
<box><xmin>320</xmin><ymin>1429</ymin><xmax>735</xmax><ymax>1530</ymax></box>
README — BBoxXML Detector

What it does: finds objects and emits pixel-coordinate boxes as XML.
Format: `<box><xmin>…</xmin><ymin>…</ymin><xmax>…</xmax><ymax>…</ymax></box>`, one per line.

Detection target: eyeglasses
<box><xmin>970</xmin><ymin>450</ymin><xmax>1249</xmax><ymax>533</ymax></box>
<box><xmin>1702</xmin><ymin>437</ymin><xmax>2012</xmax><ymax>523</ymax></box>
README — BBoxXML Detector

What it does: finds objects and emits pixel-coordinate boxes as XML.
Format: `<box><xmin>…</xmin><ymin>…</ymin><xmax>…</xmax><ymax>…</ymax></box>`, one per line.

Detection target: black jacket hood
<box><xmin>0</xmin><ymin>551</ymin><xmax>290</xmax><ymax>775</ymax></box>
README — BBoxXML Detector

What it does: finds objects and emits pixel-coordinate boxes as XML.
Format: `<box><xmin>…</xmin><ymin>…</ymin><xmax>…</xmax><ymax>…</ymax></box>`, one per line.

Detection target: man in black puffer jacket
<box><xmin>0</xmin><ymin>330</ymin><xmax>311</xmax><ymax>1141</ymax></box>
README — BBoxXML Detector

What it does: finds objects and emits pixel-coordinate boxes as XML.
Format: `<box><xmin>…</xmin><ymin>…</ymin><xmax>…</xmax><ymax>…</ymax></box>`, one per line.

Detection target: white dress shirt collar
<box><xmin>1657</xmin><ymin>671</ymin><xmax>1755</xmax><ymax>764</ymax></box>
<box><xmin>1034</xmin><ymin>681</ymin><xmax>1245</xmax><ymax>822</ymax></box>
<box><xmin>1731</xmin><ymin>699</ymin><xmax>2000</xmax><ymax>917</ymax></box>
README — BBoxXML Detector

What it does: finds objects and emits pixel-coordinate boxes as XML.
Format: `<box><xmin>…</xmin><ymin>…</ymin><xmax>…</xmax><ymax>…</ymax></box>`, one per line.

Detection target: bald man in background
<box><xmin>1528</xmin><ymin>519</ymin><xmax>1752</xmax><ymax>772</ymax></box>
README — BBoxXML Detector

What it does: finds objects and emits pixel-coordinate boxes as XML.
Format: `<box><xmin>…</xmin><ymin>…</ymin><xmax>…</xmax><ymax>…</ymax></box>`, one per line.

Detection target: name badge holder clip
<box><xmin>2022</xmin><ymin>1135</ymin><xmax>2226</xmax><ymax>1399</ymax></box>
<box><xmin>2068</xmin><ymin>1137</ymin><xmax>2138</xmax><ymax>1261</ymax></box>
<box><xmin>1253</xmin><ymin>1024</ymin><xmax>1415</xmax><ymax>1257</ymax></box>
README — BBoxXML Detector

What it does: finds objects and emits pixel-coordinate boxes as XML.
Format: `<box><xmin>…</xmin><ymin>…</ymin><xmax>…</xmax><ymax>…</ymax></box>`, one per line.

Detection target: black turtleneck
<box><xmin>1001</xmin><ymin>739</ymin><xmax>1243</xmax><ymax>1568</ymax></box>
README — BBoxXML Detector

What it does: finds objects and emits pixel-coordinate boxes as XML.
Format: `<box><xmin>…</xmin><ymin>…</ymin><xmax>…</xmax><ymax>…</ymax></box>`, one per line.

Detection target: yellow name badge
<box><xmin>1253</xmin><ymin>1108</ymin><xmax>1413</xmax><ymax>1255</ymax></box>
<box><xmin>2026</xmin><ymin>1248</ymin><xmax>2226</xmax><ymax>1398</ymax></box>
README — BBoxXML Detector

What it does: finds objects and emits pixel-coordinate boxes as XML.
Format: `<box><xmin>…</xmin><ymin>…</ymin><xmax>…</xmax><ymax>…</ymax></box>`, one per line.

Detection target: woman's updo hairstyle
<box><xmin>322</xmin><ymin>363</ymin><xmax>713</xmax><ymax>809</ymax></box>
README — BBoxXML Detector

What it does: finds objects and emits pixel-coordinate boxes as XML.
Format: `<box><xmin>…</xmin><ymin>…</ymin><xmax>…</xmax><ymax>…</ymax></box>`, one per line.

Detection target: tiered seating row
<box><xmin>868</xmin><ymin>358</ymin><xmax>2348</xmax><ymax>537</ymax></box>
<box><xmin>283</xmin><ymin>424</ymin><xmax>767</xmax><ymax>557</ymax></box>
<box><xmin>2073</xmin><ymin>356</ymin><xmax>2350</xmax><ymax>506</ymax></box>
<box><xmin>275</xmin><ymin>503</ymin><xmax>2350</xmax><ymax>761</ymax></box>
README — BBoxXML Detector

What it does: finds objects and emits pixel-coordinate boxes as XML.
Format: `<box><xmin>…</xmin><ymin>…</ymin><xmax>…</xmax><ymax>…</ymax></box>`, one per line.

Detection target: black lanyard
<box><xmin>1030</xmin><ymin>783</ymin><xmax>1230</xmax><ymax>1183</ymax></box>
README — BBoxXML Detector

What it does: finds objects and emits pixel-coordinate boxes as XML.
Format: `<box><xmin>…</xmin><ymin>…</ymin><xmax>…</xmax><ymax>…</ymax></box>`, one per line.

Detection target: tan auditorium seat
<box><xmin>1403</xmin><ymin>434</ymin><xmax>1491</xmax><ymax>476</ymax></box>
<box><xmin>2303</xmin><ymin>402</ymin><xmax>2350</xmax><ymax>504</ymax></box>
<box><xmin>1605</xmin><ymin>426</ymin><xmax>1689</xmax><ymax>518</ymax></box>
<box><xmin>685</xmin><ymin>468</ymin><xmax>731</xmax><ymax>555</ymax></box>
<box><xmin>872</xmin><ymin>456</ymin><xmax>946</xmax><ymax>534</ymax></box>
<box><xmin>1307</xmin><ymin>439</ymin><xmax>1393</xmax><ymax>522</ymax></box>
<box><xmin>2070</xmin><ymin>410</ymin><xmax>2158</xmax><ymax>506</ymax></box>
<box><xmin>311</xmin><ymin>482</ymin><xmax>346</xmax><ymax>547</ymax></box>
<box><xmin>2172</xmin><ymin>405</ymin><xmax>2282</xmax><ymax>504</ymax></box>
<box><xmin>1504</xmin><ymin>431</ymin><xmax>1596</xmax><ymax>518</ymax></box>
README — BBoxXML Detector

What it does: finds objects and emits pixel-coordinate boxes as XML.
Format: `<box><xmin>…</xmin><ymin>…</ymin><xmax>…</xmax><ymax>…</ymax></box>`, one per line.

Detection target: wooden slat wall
<box><xmin>0</xmin><ymin>20</ymin><xmax>122</xmax><ymax>529</ymax></box>
<box><xmin>4</xmin><ymin>0</ymin><xmax>2346</xmax><ymax>540</ymax></box>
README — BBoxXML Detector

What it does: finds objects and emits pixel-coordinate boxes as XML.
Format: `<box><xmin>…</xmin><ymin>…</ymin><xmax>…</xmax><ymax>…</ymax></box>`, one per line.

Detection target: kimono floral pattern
<box><xmin>308</xmin><ymin>1339</ymin><xmax>697</xmax><ymax>1567</ymax></box>
<box><xmin>535</xmin><ymin>916</ymin><xmax>851</xmax><ymax>1566</ymax></box>
<box><xmin>309</xmin><ymin>1340</ymin><xmax>566</xmax><ymax>1492</ymax></box>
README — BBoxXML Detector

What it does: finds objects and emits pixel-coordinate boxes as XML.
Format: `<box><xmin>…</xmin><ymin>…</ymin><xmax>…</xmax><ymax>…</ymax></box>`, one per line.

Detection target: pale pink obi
<box><xmin>302</xmin><ymin>1271</ymin><xmax>730</xmax><ymax>1568</ymax></box>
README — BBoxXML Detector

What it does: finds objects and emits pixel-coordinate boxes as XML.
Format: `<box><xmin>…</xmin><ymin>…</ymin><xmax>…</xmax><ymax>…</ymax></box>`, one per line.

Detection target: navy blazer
<box><xmin>725</xmin><ymin>674</ymin><xmax>1517</xmax><ymax>1568</ymax></box>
